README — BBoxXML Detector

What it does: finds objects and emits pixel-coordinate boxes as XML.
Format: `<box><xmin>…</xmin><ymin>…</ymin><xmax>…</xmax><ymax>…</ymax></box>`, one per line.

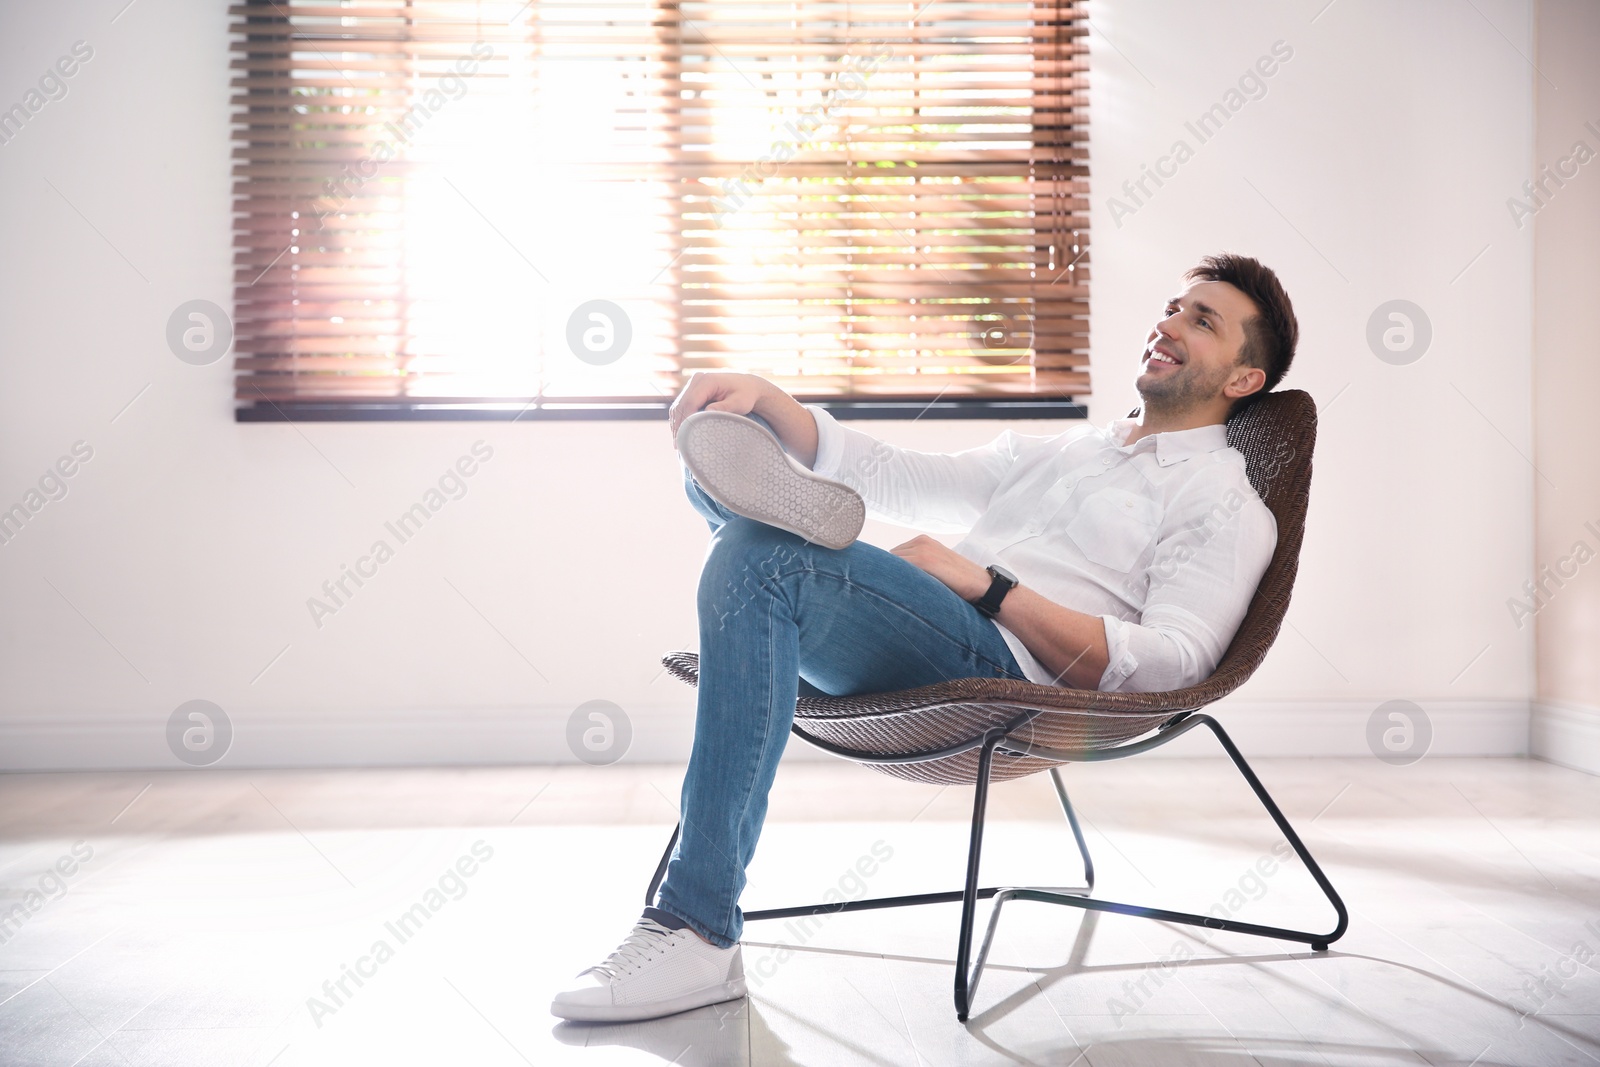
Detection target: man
<box><xmin>552</xmin><ymin>252</ymin><xmax>1299</xmax><ymax>1023</ymax></box>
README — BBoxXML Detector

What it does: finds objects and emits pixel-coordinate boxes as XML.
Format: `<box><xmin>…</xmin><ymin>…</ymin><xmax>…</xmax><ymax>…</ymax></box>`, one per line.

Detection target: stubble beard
<box><xmin>1135</xmin><ymin>357</ymin><xmax>1230</xmax><ymax>418</ymax></box>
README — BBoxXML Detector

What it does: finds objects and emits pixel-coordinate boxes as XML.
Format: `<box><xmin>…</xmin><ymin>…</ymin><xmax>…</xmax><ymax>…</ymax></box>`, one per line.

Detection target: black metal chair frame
<box><xmin>647</xmin><ymin>705</ymin><xmax>1349</xmax><ymax>1021</ymax></box>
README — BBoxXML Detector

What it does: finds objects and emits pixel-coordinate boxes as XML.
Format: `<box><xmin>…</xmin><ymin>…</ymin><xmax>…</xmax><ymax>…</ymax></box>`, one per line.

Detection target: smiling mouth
<box><xmin>1146</xmin><ymin>347</ymin><xmax>1181</xmax><ymax>367</ymax></box>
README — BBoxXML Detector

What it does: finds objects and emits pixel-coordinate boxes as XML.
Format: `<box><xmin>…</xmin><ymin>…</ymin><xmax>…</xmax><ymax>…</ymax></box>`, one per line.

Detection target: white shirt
<box><xmin>806</xmin><ymin>405</ymin><xmax>1277</xmax><ymax>693</ymax></box>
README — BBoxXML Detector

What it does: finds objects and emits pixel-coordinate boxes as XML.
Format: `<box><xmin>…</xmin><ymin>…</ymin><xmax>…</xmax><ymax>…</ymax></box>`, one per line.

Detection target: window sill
<box><xmin>235</xmin><ymin>398</ymin><xmax>1090</xmax><ymax>422</ymax></box>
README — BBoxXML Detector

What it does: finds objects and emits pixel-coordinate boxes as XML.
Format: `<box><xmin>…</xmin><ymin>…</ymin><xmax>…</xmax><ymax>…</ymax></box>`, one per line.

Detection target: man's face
<box><xmin>1136</xmin><ymin>280</ymin><xmax>1258</xmax><ymax>411</ymax></box>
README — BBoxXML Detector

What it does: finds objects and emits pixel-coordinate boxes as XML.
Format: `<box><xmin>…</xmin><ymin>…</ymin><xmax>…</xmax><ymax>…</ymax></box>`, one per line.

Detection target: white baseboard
<box><xmin>0</xmin><ymin>699</ymin><xmax>1533</xmax><ymax>772</ymax></box>
<box><xmin>1531</xmin><ymin>699</ymin><xmax>1600</xmax><ymax>776</ymax></box>
<box><xmin>1144</xmin><ymin>698</ymin><xmax>1530</xmax><ymax>759</ymax></box>
<box><xmin>0</xmin><ymin>707</ymin><xmax>694</xmax><ymax>773</ymax></box>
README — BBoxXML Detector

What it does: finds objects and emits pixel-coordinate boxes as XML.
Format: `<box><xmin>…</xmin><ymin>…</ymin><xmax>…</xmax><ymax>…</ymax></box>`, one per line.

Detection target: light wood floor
<box><xmin>1</xmin><ymin>757</ymin><xmax>1597</xmax><ymax>1066</ymax></box>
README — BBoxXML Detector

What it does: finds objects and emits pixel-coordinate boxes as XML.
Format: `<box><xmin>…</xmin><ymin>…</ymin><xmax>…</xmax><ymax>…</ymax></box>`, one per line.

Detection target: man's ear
<box><xmin>1224</xmin><ymin>365</ymin><xmax>1267</xmax><ymax>401</ymax></box>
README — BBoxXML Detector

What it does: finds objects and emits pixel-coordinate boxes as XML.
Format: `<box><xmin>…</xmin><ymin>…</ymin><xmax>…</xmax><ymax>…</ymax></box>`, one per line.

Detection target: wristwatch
<box><xmin>971</xmin><ymin>564</ymin><xmax>1019</xmax><ymax>618</ymax></box>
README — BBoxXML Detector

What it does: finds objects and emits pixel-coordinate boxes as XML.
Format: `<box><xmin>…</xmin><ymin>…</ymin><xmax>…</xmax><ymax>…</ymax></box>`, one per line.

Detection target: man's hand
<box><xmin>668</xmin><ymin>371</ymin><xmax>821</xmax><ymax>469</ymax></box>
<box><xmin>896</xmin><ymin>534</ymin><xmax>1110</xmax><ymax>688</ymax></box>
<box><xmin>890</xmin><ymin>534</ymin><xmax>991</xmax><ymax>602</ymax></box>
<box><xmin>667</xmin><ymin>372</ymin><xmax>772</xmax><ymax>438</ymax></box>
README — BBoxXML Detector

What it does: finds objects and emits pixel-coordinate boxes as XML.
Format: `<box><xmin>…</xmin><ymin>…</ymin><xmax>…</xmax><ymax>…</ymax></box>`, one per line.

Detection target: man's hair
<box><xmin>1183</xmin><ymin>253</ymin><xmax>1298</xmax><ymax>417</ymax></box>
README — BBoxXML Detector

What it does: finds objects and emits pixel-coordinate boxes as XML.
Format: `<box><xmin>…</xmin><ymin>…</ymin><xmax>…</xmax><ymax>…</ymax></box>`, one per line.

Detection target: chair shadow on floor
<box><xmin>958</xmin><ymin>908</ymin><xmax>1556</xmax><ymax>1067</ymax></box>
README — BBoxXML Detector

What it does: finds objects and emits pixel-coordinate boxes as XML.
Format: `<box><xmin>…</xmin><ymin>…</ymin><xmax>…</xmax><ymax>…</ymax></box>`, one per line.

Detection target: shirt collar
<box><xmin>1105</xmin><ymin>417</ymin><xmax>1229</xmax><ymax>467</ymax></box>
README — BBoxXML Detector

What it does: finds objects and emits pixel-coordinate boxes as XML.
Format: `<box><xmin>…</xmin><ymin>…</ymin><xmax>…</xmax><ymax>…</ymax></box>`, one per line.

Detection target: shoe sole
<box><xmin>552</xmin><ymin>977</ymin><xmax>748</xmax><ymax>1024</ymax></box>
<box><xmin>676</xmin><ymin>411</ymin><xmax>865</xmax><ymax>551</ymax></box>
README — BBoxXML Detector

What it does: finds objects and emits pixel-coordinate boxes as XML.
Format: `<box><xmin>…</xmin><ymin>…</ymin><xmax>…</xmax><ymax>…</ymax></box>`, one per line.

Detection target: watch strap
<box><xmin>973</xmin><ymin>565</ymin><xmax>1017</xmax><ymax>617</ymax></box>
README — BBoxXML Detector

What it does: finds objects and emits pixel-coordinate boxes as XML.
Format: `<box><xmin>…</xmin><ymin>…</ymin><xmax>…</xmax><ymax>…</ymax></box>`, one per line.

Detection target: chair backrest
<box><xmin>1125</xmin><ymin>389</ymin><xmax>1317</xmax><ymax>704</ymax></box>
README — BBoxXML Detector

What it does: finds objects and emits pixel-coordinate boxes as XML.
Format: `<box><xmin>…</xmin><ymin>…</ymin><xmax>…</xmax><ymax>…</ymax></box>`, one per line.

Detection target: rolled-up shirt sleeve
<box><xmin>806</xmin><ymin>403</ymin><xmax>1053</xmax><ymax>534</ymax></box>
<box><xmin>1095</xmin><ymin>469</ymin><xmax>1278</xmax><ymax>693</ymax></box>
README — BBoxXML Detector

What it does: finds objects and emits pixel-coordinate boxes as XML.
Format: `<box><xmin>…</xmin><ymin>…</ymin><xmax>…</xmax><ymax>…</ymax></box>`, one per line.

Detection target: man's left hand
<box><xmin>890</xmin><ymin>535</ymin><xmax>992</xmax><ymax>602</ymax></box>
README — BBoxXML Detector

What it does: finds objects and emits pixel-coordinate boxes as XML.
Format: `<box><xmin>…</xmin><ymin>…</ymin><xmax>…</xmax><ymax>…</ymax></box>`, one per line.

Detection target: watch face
<box><xmin>990</xmin><ymin>565</ymin><xmax>1018</xmax><ymax>585</ymax></box>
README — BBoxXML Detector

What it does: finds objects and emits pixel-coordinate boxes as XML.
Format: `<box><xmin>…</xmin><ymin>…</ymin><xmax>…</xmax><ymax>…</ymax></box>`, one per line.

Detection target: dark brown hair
<box><xmin>1184</xmin><ymin>253</ymin><xmax>1299</xmax><ymax>416</ymax></box>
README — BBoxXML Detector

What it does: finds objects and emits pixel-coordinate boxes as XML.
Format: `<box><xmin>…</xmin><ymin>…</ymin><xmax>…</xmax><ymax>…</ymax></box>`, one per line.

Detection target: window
<box><xmin>231</xmin><ymin>1</ymin><xmax>1089</xmax><ymax>420</ymax></box>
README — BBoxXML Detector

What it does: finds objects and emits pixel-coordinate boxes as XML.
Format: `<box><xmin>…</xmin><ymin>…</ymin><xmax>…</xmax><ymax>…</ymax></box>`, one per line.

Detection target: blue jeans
<box><xmin>655</xmin><ymin>415</ymin><xmax>1027</xmax><ymax>948</ymax></box>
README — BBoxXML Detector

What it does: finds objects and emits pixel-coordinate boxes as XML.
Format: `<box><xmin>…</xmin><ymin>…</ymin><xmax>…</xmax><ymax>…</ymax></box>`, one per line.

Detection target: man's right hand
<box><xmin>667</xmin><ymin>372</ymin><xmax>774</xmax><ymax>438</ymax></box>
<box><xmin>668</xmin><ymin>371</ymin><xmax>820</xmax><ymax>469</ymax></box>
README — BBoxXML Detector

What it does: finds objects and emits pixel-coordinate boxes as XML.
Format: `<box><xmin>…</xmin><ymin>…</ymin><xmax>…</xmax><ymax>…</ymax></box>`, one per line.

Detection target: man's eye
<box><xmin>1198</xmin><ymin>317</ymin><xmax>1211</xmax><ymax>329</ymax></box>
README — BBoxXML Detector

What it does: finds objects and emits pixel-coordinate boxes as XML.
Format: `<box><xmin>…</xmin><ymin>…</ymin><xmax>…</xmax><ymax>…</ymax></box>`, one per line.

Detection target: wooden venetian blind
<box><xmin>230</xmin><ymin>1</ymin><xmax>1089</xmax><ymax>412</ymax></box>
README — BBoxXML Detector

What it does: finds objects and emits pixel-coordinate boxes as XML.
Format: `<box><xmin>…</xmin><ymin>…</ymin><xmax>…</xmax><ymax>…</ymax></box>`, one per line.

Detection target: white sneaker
<box><xmin>551</xmin><ymin>917</ymin><xmax>747</xmax><ymax>1023</ymax></box>
<box><xmin>676</xmin><ymin>410</ymin><xmax>866</xmax><ymax>550</ymax></box>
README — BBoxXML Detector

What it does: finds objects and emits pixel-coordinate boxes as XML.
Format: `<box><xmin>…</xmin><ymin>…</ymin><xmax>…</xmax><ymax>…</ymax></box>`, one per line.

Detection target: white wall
<box><xmin>1530</xmin><ymin>0</ymin><xmax>1600</xmax><ymax>775</ymax></box>
<box><xmin>0</xmin><ymin>0</ymin><xmax>1539</xmax><ymax>769</ymax></box>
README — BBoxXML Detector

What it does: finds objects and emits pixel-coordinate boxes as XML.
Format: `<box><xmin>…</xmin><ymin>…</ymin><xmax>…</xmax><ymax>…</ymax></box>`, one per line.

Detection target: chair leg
<box><xmin>978</xmin><ymin>713</ymin><xmax>1348</xmax><ymax>955</ymax></box>
<box><xmin>644</xmin><ymin>822</ymin><xmax>679</xmax><ymax>907</ymax></box>
<box><xmin>943</xmin><ymin>715</ymin><xmax>1347</xmax><ymax>1022</ymax></box>
<box><xmin>954</xmin><ymin>743</ymin><xmax>1097</xmax><ymax>1020</ymax></box>
<box><xmin>1048</xmin><ymin>766</ymin><xmax>1095</xmax><ymax>894</ymax></box>
<box><xmin>952</xmin><ymin>729</ymin><xmax>1003</xmax><ymax>1021</ymax></box>
<box><xmin>1195</xmin><ymin>714</ymin><xmax>1349</xmax><ymax>950</ymax></box>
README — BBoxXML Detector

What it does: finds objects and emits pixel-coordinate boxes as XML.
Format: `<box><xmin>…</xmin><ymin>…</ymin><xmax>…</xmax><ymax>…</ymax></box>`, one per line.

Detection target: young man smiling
<box><xmin>551</xmin><ymin>252</ymin><xmax>1300</xmax><ymax>1024</ymax></box>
